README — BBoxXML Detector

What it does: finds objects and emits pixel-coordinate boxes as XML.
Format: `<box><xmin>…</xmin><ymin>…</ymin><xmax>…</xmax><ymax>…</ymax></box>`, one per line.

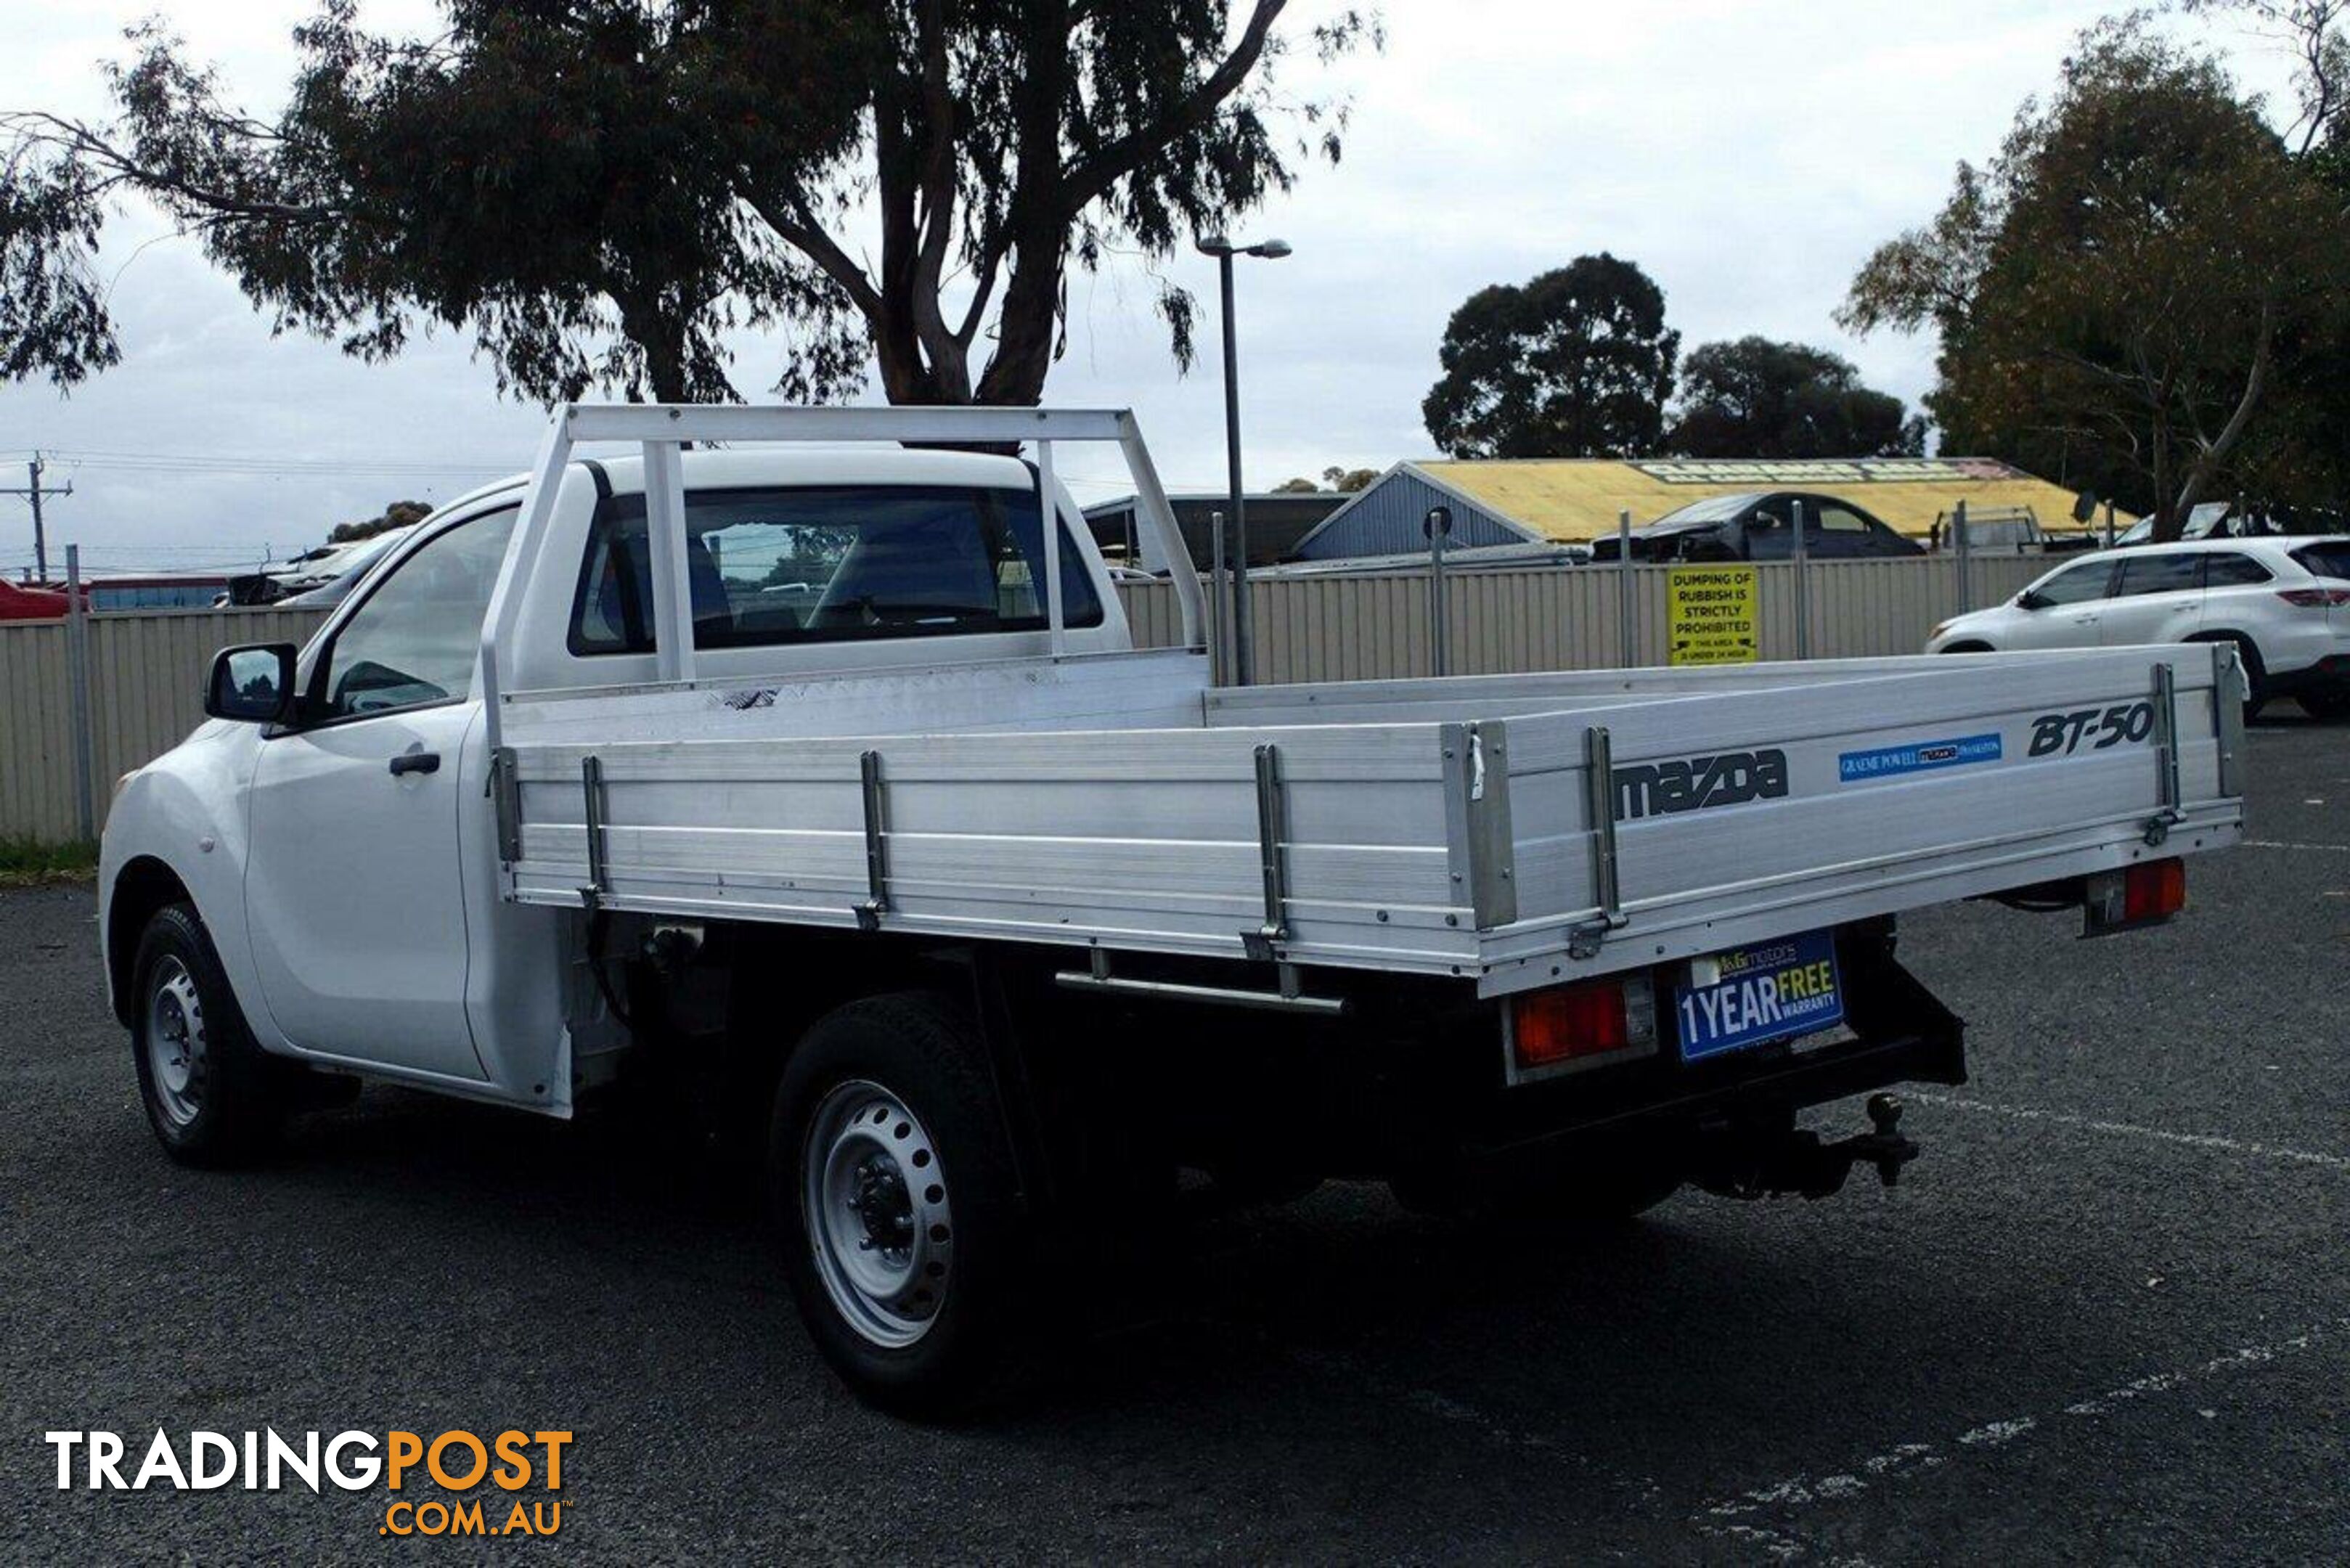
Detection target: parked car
<box><xmin>0</xmin><ymin>580</ymin><xmax>76</xmax><ymax>621</ymax></box>
<box><xmin>1588</xmin><ymin>491</ymin><xmax>1924</xmax><ymax>563</ymax></box>
<box><xmin>216</xmin><ymin>526</ymin><xmax>423</xmax><ymax>608</ymax></box>
<box><xmin>2112</xmin><ymin>502</ymin><xmax>2350</xmax><ymax>547</ymax></box>
<box><xmin>277</xmin><ymin>524</ymin><xmax>424</xmax><ymax>608</ymax></box>
<box><xmin>1925</xmin><ymin>538</ymin><xmax>2350</xmax><ymax>719</ymax></box>
<box><xmin>1922</xmin><ymin>508</ymin><xmax>2100</xmax><ymax>555</ymax></box>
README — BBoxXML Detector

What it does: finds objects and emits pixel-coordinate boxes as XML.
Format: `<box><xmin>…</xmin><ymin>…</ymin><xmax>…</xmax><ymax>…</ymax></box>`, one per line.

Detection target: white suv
<box><xmin>1925</xmin><ymin>537</ymin><xmax>2350</xmax><ymax>719</ymax></box>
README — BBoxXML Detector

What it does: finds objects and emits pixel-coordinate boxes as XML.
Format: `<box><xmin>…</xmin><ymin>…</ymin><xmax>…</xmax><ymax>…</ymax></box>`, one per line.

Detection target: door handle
<box><xmin>388</xmin><ymin>751</ymin><xmax>441</xmax><ymax>777</ymax></box>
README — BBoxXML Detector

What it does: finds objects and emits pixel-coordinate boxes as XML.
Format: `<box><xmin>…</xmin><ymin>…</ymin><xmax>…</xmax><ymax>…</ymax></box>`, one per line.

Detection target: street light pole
<box><xmin>1197</xmin><ymin>233</ymin><xmax>1290</xmax><ymax>687</ymax></box>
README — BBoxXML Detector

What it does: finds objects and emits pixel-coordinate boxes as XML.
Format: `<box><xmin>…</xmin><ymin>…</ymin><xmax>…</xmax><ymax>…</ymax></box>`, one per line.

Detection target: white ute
<box><xmin>102</xmin><ymin>406</ymin><xmax>2246</xmax><ymax>1411</ymax></box>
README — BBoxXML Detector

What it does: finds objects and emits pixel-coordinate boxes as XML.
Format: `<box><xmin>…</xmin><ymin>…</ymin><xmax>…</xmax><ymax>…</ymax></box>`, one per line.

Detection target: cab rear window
<box><xmin>569</xmin><ymin>483</ymin><xmax>1104</xmax><ymax>655</ymax></box>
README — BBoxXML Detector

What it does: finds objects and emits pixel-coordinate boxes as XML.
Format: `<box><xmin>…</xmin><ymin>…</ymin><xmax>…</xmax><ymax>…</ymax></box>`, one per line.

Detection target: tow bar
<box><xmin>1693</xmin><ymin>1093</ymin><xmax>1919</xmax><ymax>1201</ymax></box>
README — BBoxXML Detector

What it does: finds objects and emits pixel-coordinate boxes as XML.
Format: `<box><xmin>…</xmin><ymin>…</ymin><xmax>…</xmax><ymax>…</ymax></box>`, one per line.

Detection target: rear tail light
<box><xmin>2084</xmin><ymin>856</ymin><xmax>2187</xmax><ymax>935</ymax></box>
<box><xmin>2123</xmin><ymin>857</ymin><xmax>2187</xmax><ymax>922</ymax></box>
<box><xmin>1506</xmin><ymin>978</ymin><xmax>1657</xmax><ymax>1080</ymax></box>
<box><xmin>2277</xmin><ymin>587</ymin><xmax>2350</xmax><ymax>608</ymax></box>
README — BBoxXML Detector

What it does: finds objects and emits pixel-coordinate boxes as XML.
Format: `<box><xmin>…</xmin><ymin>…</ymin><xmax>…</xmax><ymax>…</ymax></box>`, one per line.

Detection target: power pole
<box><xmin>1</xmin><ymin>452</ymin><xmax>71</xmax><ymax>581</ymax></box>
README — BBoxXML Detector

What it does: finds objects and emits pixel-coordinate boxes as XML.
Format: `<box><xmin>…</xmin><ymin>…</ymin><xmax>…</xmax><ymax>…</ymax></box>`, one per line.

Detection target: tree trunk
<box><xmin>2148</xmin><ymin>412</ymin><xmax>2177</xmax><ymax>543</ymax></box>
<box><xmin>870</xmin><ymin>301</ymin><xmax>957</xmax><ymax>404</ymax></box>
<box><xmin>974</xmin><ymin>237</ymin><xmax>1061</xmax><ymax>407</ymax></box>
<box><xmin>612</xmin><ymin>285</ymin><xmax>695</xmax><ymax>404</ymax></box>
<box><xmin>2169</xmin><ymin>303</ymin><xmax>2275</xmax><ymax>535</ymax></box>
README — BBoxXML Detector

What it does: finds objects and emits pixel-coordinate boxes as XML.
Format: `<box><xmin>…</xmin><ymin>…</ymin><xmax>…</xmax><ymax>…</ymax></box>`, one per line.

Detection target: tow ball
<box><xmin>1694</xmin><ymin>1093</ymin><xmax>1921</xmax><ymax>1201</ymax></box>
<box><xmin>1832</xmin><ymin>1094</ymin><xmax>1920</xmax><ymax>1191</ymax></box>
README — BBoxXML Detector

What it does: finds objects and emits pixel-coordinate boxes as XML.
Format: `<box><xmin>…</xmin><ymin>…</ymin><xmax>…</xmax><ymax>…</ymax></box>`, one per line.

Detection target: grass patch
<box><xmin>0</xmin><ymin>836</ymin><xmax>99</xmax><ymax>887</ymax></box>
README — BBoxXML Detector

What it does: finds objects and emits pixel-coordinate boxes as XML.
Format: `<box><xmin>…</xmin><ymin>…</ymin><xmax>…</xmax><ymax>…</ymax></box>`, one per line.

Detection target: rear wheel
<box><xmin>2198</xmin><ymin>634</ymin><xmax>2269</xmax><ymax>720</ymax></box>
<box><xmin>129</xmin><ymin>904</ymin><xmax>285</xmax><ymax>1166</ymax></box>
<box><xmin>770</xmin><ymin>992</ymin><xmax>1036</xmax><ymax>1415</ymax></box>
<box><xmin>1938</xmin><ymin>642</ymin><xmax>1994</xmax><ymax>654</ymax></box>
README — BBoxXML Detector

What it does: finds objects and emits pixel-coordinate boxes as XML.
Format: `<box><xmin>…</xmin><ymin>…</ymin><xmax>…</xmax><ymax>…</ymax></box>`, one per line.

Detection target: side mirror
<box><xmin>2015</xmin><ymin>589</ymin><xmax>2050</xmax><ymax>611</ymax></box>
<box><xmin>205</xmin><ymin>643</ymin><xmax>299</xmax><ymax>724</ymax></box>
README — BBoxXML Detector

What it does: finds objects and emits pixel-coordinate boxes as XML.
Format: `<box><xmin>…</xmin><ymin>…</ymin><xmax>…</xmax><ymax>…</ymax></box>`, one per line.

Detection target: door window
<box><xmin>2113</xmin><ymin>554</ymin><xmax>2205</xmax><ymax>598</ymax></box>
<box><xmin>311</xmin><ymin>507</ymin><xmax>519</xmax><ymax>720</ymax></box>
<box><xmin>2031</xmin><ymin>559</ymin><xmax>2118</xmax><ymax>605</ymax></box>
<box><xmin>1808</xmin><ymin>503</ymin><xmax>1888</xmax><ymax>556</ymax></box>
<box><xmin>2201</xmin><ymin>552</ymin><xmax>2273</xmax><ymax>587</ymax></box>
<box><xmin>571</xmin><ymin>484</ymin><xmax>1103</xmax><ymax>654</ymax></box>
<box><xmin>2291</xmin><ymin>542</ymin><xmax>2350</xmax><ymax>581</ymax></box>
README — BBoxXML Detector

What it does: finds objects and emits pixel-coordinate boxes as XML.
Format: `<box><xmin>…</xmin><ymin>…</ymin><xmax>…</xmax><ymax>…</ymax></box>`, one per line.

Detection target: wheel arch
<box><xmin>2184</xmin><ymin>626</ymin><xmax>2267</xmax><ymax>681</ymax></box>
<box><xmin>107</xmin><ymin>855</ymin><xmax>195</xmax><ymax>1026</ymax></box>
<box><xmin>714</xmin><ymin>928</ymin><xmax>1057</xmax><ymax>1210</ymax></box>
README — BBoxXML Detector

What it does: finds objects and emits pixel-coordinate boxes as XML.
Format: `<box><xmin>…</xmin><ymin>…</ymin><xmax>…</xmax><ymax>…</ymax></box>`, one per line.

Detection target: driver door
<box><xmin>243</xmin><ymin>506</ymin><xmax>518</xmax><ymax>1080</ymax></box>
<box><xmin>2004</xmin><ymin>556</ymin><xmax>2118</xmax><ymax>650</ymax></box>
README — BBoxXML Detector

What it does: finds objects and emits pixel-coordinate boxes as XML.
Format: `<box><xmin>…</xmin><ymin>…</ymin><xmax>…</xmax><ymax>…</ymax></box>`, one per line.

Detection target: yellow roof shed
<box><xmin>1415</xmin><ymin>457</ymin><xmax>2103</xmax><ymax>542</ymax></box>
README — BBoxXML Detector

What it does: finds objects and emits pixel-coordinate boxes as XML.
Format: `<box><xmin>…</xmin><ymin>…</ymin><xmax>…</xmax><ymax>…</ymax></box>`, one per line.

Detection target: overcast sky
<box><xmin>0</xmin><ymin>0</ymin><xmax>2301</xmax><ymax>575</ymax></box>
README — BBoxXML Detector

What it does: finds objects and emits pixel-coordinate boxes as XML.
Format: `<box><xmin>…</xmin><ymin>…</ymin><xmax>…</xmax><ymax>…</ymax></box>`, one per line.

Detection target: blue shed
<box><xmin>1289</xmin><ymin>463</ymin><xmax>1532</xmax><ymax>560</ymax></box>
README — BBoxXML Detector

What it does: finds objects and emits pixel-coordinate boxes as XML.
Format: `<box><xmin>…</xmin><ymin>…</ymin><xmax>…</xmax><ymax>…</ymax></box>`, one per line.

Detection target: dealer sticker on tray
<box><xmin>1673</xmin><ymin>928</ymin><xmax>1845</xmax><ymax>1061</ymax></box>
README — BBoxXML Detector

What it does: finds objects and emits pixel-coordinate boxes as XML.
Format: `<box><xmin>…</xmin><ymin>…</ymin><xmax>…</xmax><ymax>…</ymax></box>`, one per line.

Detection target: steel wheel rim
<box><xmin>801</xmin><ymin>1078</ymin><xmax>953</xmax><ymax>1349</ymax></box>
<box><xmin>145</xmin><ymin>955</ymin><xmax>208</xmax><ymax>1129</ymax></box>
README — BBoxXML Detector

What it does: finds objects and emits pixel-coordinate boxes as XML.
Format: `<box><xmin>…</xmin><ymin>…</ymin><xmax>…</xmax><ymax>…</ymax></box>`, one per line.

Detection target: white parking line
<box><xmin>2242</xmin><ymin>838</ymin><xmax>2350</xmax><ymax>852</ymax></box>
<box><xmin>1285</xmin><ymin>1344</ymin><xmax>1564</xmax><ymax>1453</ymax></box>
<box><xmin>1695</xmin><ymin>1318</ymin><xmax>2349</xmax><ymax>1560</ymax></box>
<box><xmin>1906</xmin><ymin>1092</ymin><xmax>2350</xmax><ymax>1173</ymax></box>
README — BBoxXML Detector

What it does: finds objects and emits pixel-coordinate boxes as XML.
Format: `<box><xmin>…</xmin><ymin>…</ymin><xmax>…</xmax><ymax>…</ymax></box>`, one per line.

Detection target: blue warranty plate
<box><xmin>1673</xmin><ymin>929</ymin><xmax>1845</xmax><ymax>1062</ymax></box>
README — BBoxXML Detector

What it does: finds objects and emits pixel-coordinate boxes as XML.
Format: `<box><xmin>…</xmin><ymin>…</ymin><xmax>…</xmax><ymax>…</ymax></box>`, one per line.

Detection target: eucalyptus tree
<box><xmin>1</xmin><ymin>1</ymin><xmax>1374</xmax><ymax>405</ymax></box>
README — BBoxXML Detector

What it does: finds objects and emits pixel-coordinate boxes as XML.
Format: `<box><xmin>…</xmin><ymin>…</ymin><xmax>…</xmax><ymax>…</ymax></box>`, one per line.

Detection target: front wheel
<box><xmin>128</xmin><ymin>904</ymin><xmax>285</xmax><ymax>1166</ymax></box>
<box><xmin>769</xmin><ymin>992</ymin><xmax>1036</xmax><ymax>1415</ymax></box>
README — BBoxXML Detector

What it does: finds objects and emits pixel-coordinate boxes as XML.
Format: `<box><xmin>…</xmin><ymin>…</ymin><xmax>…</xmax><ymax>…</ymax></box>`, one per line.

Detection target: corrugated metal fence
<box><xmin>0</xmin><ymin>608</ymin><xmax>330</xmax><ymax>843</ymax></box>
<box><xmin>1122</xmin><ymin>555</ymin><xmax>2046</xmax><ymax>682</ymax></box>
<box><xmin>0</xmin><ymin>556</ymin><xmax>2041</xmax><ymax>842</ymax></box>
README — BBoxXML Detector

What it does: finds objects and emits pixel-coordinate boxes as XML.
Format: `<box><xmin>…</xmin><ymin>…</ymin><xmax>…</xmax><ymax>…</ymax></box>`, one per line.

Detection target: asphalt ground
<box><xmin>1</xmin><ymin>716</ymin><xmax>2344</xmax><ymax>1564</ymax></box>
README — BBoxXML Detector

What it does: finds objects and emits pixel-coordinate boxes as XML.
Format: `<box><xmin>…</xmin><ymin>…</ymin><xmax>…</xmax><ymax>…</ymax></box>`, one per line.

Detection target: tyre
<box><xmin>1938</xmin><ymin>642</ymin><xmax>1994</xmax><ymax>654</ymax></box>
<box><xmin>128</xmin><ymin>903</ymin><xmax>285</xmax><ymax>1166</ymax></box>
<box><xmin>769</xmin><ymin>992</ymin><xmax>1035</xmax><ymax>1416</ymax></box>
<box><xmin>2299</xmin><ymin>687</ymin><xmax>2350</xmax><ymax>722</ymax></box>
<box><xmin>1392</xmin><ymin>1147</ymin><xmax>1683</xmax><ymax>1234</ymax></box>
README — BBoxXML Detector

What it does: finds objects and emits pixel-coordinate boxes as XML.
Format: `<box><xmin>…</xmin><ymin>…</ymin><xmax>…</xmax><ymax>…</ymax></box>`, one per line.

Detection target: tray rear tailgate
<box><xmin>1472</xmin><ymin>644</ymin><xmax>2243</xmax><ymax>995</ymax></box>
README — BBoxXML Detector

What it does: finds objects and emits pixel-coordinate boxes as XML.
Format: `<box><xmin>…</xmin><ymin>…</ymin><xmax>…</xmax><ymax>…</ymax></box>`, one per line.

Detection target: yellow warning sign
<box><xmin>1667</xmin><ymin>565</ymin><xmax>1759</xmax><ymax>666</ymax></box>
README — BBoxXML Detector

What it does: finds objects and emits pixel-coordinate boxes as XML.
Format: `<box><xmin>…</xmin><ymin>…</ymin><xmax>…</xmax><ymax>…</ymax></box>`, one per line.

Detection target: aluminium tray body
<box><xmin>497</xmin><ymin>645</ymin><xmax>2244</xmax><ymax>997</ymax></box>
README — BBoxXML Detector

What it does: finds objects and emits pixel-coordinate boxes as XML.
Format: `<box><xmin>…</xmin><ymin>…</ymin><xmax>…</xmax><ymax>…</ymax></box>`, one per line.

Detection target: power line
<box><xmin>0</xmin><ymin>453</ymin><xmax>70</xmax><ymax>579</ymax></box>
<box><xmin>0</xmin><ymin>541</ymin><xmax>276</xmax><ymax>554</ymax></box>
<box><xmin>57</xmin><ymin>458</ymin><xmax>511</xmax><ymax>480</ymax></box>
<box><xmin>27</xmin><ymin>446</ymin><xmax>518</xmax><ymax>482</ymax></box>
